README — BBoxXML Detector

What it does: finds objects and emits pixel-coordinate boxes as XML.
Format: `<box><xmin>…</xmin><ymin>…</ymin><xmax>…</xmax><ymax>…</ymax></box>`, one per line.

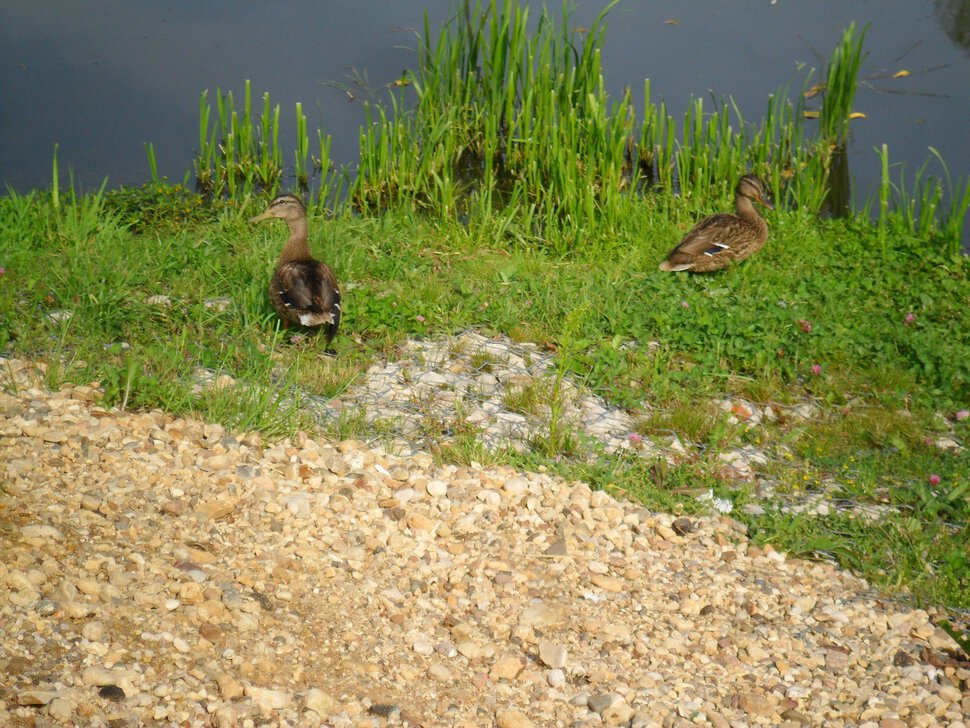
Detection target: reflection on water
<box><xmin>822</xmin><ymin>146</ymin><xmax>852</xmax><ymax>220</ymax></box>
<box><xmin>936</xmin><ymin>0</ymin><xmax>970</xmax><ymax>54</ymax></box>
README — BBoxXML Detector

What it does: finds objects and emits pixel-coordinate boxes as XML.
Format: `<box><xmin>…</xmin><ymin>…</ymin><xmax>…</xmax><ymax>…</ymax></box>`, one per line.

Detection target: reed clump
<box><xmin>192</xmin><ymin>80</ymin><xmax>341</xmax><ymax>206</ymax></box>
<box><xmin>352</xmin><ymin>0</ymin><xmax>632</xmax><ymax>245</ymax></box>
<box><xmin>185</xmin><ymin>3</ymin><xmax>966</xmax><ymax>255</ymax></box>
<box><xmin>818</xmin><ymin>22</ymin><xmax>867</xmax><ymax>147</ymax></box>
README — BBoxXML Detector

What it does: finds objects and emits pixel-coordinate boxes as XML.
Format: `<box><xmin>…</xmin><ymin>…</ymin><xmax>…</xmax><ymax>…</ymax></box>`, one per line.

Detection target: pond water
<box><xmin>2</xmin><ymin>0</ymin><xmax>968</xmax><ymax>235</ymax></box>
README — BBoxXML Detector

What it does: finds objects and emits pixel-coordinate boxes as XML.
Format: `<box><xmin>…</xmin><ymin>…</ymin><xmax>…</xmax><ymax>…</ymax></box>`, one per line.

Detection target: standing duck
<box><xmin>659</xmin><ymin>175</ymin><xmax>774</xmax><ymax>272</ymax></box>
<box><xmin>249</xmin><ymin>195</ymin><xmax>341</xmax><ymax>349</ymax></box>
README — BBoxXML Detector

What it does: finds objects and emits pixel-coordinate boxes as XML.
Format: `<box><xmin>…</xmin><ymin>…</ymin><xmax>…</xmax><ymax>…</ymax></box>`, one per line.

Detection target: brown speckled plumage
<box><xmin>249</xmin><ymin>195</ymin><xmax>341</xmax><ymax>348</ymax></box>
<box><xmin>659</xmin><ymin>176</ymin><xmax>773</xmax><ymax>273</ymax></box>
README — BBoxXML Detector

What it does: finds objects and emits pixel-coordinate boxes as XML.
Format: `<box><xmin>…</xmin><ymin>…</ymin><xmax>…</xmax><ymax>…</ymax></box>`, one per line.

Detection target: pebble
<box><xmin>0</xmin><ymin>357</ymin><xmax>963</xmax><ymax>728</ymax></box>
<box><xmin>538</xmin><ymin>641</ymin><xmax>568</xmax><ymax>669</ymax></box>
<box><xmin>428</xmin><ymin>663</ymin><xmax>452</xmax><ymax>681</ymax></box>
<box><xmin>738</xmin><ymin>691</ymin><xmax>775</xmax><ymax>716</ymax></box>
<box><xmin>588</xmin><ymin>693</ymin><xmax>614</xmax><ymax>714</ymax></box>
<box><xmin>16</xmin><ymin>690</ymin><xmax>59</xmax><ymax>706</ymax></box>
<box><xmin>82</xmin><ymin>667</ymin><xmax>125</xmax><ymax>687</ymax></box>
<box><xmin>204</xmin><ymin>296</ymin><xmax>232</xmax><ymax>311</ymax></box>
<box><xmin>457</xmin><ymin>641</ymin><xmax>482</xmax><ymax>660</ymax></box>
<box><xmin>491</xmin><ymin>656</ymin><xmax>525</xmax><ymax>681</ymax></box>
<box><xmin>245</xmin><ymin>685</ymin><xmax>293</xmax><ymax>712</ymax></box>
<box><xmin>589</xmin><ymin>574</ymin><xmax>625</xmax><ymax>592</ymax></box>
<box><xmin>602</xmin><ymin>696</ymin><xmax>635</xmax><ymax>726</ymax></box>
<box><xmin>48</xmin><ymin>697</ymin><xmax>73</xmax><ymax>722</ymax></box>
<box><xmin>98</xmin><ymin>685</ymin><xmax>126</xmax><ymax>702</ymax></box>
<box><xmin>304</xmin><ymin>688</ymin><xmax>337</xmax><ymax>715</ymax></box>
<box><xmin>218</xmin><ymin>674</ymin><xmax>244</xmax><ymax>700</ymax></box>
<box><xmin>82</xmin><ymin>621</ymin><xmax>106</xmax><ymax>641</ymax></box>
<box><xmin>496</xmin><ymin>709</ymin><xmax>535</xmax><ymax>728</ymax></box>
<box><xmin>426</xmin><ymin>479</ymin><xmax>448</xmax><ymax>497</ymax></box>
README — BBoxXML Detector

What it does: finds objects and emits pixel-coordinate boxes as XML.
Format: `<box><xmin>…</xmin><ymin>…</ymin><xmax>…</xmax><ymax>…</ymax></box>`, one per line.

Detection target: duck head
<box><xmin>736</xmin><ymin>175</ymin><xmax>774</xmax><ymax>210</ymax></box>
<box><xmin>248</xmin><ymin>194</ymin><xmax>307</xmax><ymax>224</ymax></box>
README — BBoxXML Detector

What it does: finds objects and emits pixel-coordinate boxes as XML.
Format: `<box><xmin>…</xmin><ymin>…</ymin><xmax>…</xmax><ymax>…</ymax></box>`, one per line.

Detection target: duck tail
<box><xmin>324</xmin><ymin>292</ymin><xmax>342</xmax><ymax>349</ymax></box>
<box><xmin>659</xmin><ymin>259</ymin><xmax>693</xmax><ymax>272</ymax></box>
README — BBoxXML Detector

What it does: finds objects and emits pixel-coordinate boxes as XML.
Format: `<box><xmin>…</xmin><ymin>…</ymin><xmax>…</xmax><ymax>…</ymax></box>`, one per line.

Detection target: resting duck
<box><xmin>249</xmin><ymin>195</ymin><xmax>341</xmax><ymax>349</ymax></box>
<box><xmin>659</xmin><ymin>175</ymin><xmax>774</xmax><ymax>272</ymax></box>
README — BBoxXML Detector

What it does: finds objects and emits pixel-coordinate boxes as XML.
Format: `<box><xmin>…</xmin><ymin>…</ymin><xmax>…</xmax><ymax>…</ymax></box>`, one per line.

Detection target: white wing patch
<box><xmin>299</xmin><ymin>312</ymin><xmax>335</xmax><ymax>326</ymax></box>
<box><xmin>703</xmin><ymin>242</ymin><xmax>730</xmax><ymax>257</ymax></box>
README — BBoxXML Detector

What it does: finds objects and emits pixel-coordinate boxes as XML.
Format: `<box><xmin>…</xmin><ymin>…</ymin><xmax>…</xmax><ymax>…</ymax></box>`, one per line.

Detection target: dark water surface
<box><xmin>2</xmin><ymin>1</ymin><xmax>969</xmax><ymax>219</ymax></box>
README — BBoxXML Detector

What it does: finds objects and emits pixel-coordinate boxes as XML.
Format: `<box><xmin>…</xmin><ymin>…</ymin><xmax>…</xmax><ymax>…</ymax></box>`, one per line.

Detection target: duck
<box><xmin>249</xmin><ymin>194</ymin><xmax>341</xmax><ymax>349</ymax></box>
<box><xmin>658</xmin><ymin>175</ymin><xmax>774</xmax><ymax>272</ymax></box>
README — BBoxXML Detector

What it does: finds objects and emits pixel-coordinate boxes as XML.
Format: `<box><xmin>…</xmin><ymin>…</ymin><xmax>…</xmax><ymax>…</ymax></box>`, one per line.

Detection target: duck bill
<box><xmin>248</xmin><ymin>210</ymin><xmax>273</xmax><ymax>224</ymax></box>
<box><xmin>759</xmin><ymin>194</ymin><xmax>775</xmax><ymax>211</ymax></box>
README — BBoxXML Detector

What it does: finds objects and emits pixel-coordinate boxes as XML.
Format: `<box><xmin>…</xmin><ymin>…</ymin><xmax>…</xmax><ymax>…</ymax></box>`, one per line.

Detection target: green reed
<box><xmin>819</xmin><ymin>23</ymin><xmax>867</xmax><ymax>146</ymax></box>
<box><xmin>349</xmin><ymin>0</ymin><xmax>865</xmax><ymax>247</ymax></box>
<box><xmin>145</xmin><ymin>143</ymin><xmax>159</xmax><ymax>183</ymax></box>
<box><xmin>49</xmin><ymin>143</ymin><xmax>109</xmax><ymax>241</ymax></box>
<box><xmin>877</xmin><ymin>143</ymin><xmax>890</xmax><ymax>257</ymax></box>
<box><xmin>295</xmin><ymin>102</ymin><xmax>309</xmax><ymax>193</ymax></box>
<box><xmin>51</xmin><ymin>144</ymin><xmax>61</xmax><ymax>210</ymax></box>
<box><xmin>176</xmin><ymin>4</ymin><xmax>965</xmax><ymax>254</ymax></box>
<box><xmin>873</xmin><ymin>145</ymin><xmax>970</xmax><ymax>257</ymax></box>
<box><xmin>351</xmin><ymin>0</ymin><xmax>630</xmax><ymax>247</ymax></box>
<box><xmin>193</xmin><ymin>80</ymin><xmax>283</xmax><ymax>199</ymax></box>
<box><xmin>192</xmin><ymin>81</ymin><xmax>342</xmax><ymax>207</ymax></box>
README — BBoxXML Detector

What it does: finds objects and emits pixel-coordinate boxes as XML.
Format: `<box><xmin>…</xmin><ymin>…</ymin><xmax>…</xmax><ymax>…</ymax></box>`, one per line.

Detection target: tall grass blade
<box><xmin>145</xmin><ymin>142</ymin><xmax>159</xmax><ymax>182</ymax></box>
<box><xmin>51</xmin><ymin>143</ymin><xmax>60</xmax><ymax>210</ymax></box>
<box><xmin>819</xmin><ymin>22</ymin><xmax>867</xmax><ymax>146</ymax></box>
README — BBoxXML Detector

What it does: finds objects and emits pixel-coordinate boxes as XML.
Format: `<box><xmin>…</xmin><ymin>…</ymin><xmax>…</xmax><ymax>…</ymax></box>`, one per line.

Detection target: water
<box><xmin>2</xmin><ymin>0</ymin><xmax>969</xmax><ymax>229</ymax></box>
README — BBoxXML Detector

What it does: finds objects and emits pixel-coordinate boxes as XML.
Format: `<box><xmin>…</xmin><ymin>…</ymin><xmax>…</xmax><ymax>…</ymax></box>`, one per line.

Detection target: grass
<box><xmin>1</xmin><ymin>188</ymin><xmax>967</xmax><ymax>610</ymax></box>
<box><xmin>1</xmin><ymin>1</ymin><xmax>968</xmax><ymax>620</ymax></box>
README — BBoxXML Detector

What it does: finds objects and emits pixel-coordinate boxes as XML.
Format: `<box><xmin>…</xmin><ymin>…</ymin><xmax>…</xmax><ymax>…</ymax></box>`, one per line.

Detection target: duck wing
<box><xmin>669</xmin><ymin>213</ymin><xmax>743</xmax><ymax>258</ymax></box>
<box><xmin>273</xmin><ymin>260</ymin><xmax>341</xmax><ymax>328</ymax></box>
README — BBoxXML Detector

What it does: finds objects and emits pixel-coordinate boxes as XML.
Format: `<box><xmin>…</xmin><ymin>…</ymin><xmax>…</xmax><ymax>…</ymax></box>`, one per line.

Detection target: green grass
<box><xmin>1</xmin><ymin>1</ymin><xmax>968</xmax><ymax>622</ymax></box>
<box><xmin>1</xmin><ymin>188</ymin><xmax>967</xmax><ymax>609</ymax></box>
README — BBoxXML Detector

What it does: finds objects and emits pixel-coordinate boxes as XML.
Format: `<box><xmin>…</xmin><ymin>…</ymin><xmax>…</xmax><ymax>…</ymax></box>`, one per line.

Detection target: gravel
<box><xmin>1</xmin><ymin>356</ymin><xmax>968</xmax><ymax>727</ymax></box>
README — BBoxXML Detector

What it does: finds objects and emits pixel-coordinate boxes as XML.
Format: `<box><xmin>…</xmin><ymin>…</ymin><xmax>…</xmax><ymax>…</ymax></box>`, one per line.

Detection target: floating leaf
<box><xmin>804</xmin><ymin>83</ymin><xmax>826</xmax><ymax>99</ymax></box>
<box><xmin>664</xmin><ymin>18</ymin><xmax>680</xmax><ymax>26</ymax></box>
<box><xmin>892</xmin><ymin>69</ymin><xmax>911</xmax><ymax>79</ymax></box>
<box><xmin>803</xmin><ymin>110</ymin><xmax>821</xmax><ymax>119</ymax></box>
<box><xmin>849</xmin><ymin>111</ymin><xmax>867</xmax><ymax>119</ymax></box>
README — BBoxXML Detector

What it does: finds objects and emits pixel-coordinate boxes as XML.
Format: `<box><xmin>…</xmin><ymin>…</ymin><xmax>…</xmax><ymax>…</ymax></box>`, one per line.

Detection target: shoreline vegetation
<box><xmin>1</xmin><ymin>1</ymin><xmax>967</xmax><ymax>620</ymax></box>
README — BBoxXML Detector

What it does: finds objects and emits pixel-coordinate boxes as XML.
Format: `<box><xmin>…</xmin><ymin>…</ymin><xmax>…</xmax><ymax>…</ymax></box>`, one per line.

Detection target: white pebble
<box><xmin>547</xmin><ymin>668</ymin><xmax>566</xmax><ymax>687</ymax></box>
<box><xmin>172</xmin><ymin>637</ymin><xmax>191</xmax><ymax>653</ymax></box>
<box><xmin>427</xmin><ymin>480</ymin><xmax>448</xmax><ymax>497</ymax></box>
